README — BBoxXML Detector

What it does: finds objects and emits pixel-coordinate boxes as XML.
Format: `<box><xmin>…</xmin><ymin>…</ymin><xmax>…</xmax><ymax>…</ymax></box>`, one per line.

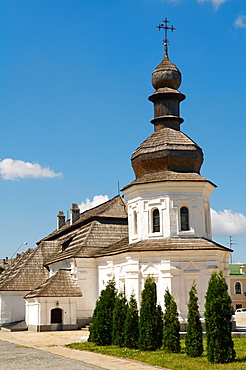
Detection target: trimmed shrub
<box><xmin>112</xmin><ymin>291</ymin><xmax>128</xmax><ymax>347</ymax></box>
<box><xmin>205</xmin><ymin>271</ymin><xmax>236</xmax><ymax>363</ymax></box>
<box><xmin>156</xmin><ymin>304</ymin><xmax>163</xmax><ymax>349</ymax></box>
<box><xmin>88</xmin><ymin>279</ymin><xmax>117</xmax><ymax>345</ymax></box>
<box><xmin>124</xmin><ymin>293</ymin><xmax>139</xmax><ymax>348</ymax></box>
<box><xmin>139</xmin><ymin>276</ymin><xmax>158</xmax><ymax>351</ymax></box>
<box><xmin>163</xmin><ymin>289</ymin><xmax>180</xmax><ymax>353</ymax></box>
<box><xmin>185</xmin><ymin>282</ymin><xmax>203</xmax><ymax>357</ymax></box>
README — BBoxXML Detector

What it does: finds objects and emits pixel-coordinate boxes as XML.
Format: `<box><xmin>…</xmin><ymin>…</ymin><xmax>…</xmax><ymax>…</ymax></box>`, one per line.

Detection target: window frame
<box><xmin>133</xmin><ymin>210</ymin><xmax>138</xmax><ymax>235</ymax></box>
<box><xmin>235</xmin><ymin>281</ymin><xmax>242</xmax><ymax>295</ymax></box>
<box><xmin>180</xmin><ymin>206</ymin><xmax>190</xmax><ymax>231</ymax></box>
<box><xmin>152</xmin><ymin>208</ymin><xmax>160</xmax><ymax>233</ymax></box>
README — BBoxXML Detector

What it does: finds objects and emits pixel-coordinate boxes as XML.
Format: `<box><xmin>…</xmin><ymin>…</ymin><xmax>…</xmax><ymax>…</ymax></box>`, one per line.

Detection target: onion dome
<box><xmin>152</xmin><ymin>54</ymin><xmax>181</xmax><ymax>90</ymax></box>
<box><xmin>129</xmin><ymin>53</ymin><xmax>204</xmax><ymax>184</ymax></box>
<box><xmin>131</xmin><ymin>127</ymin><xmax>204</xmax><ymax>180</ymax></box>
<box><xmin>148</xmin><ymin>54</ymin><xmax>185</xmax><ymax>132</ymax></box>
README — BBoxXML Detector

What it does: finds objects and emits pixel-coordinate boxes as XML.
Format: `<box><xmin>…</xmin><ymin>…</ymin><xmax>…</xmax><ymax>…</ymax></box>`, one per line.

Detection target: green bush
<box><xmin>112</xmin><ymin>291</ymin><xmax>128</xmax><ymax>347</ymax></box>
<box><xmin>163</xmin><ymin>289</ymin><xmax>180</xmax><ymax>353</ymax></box>
<box><xmin>124</xmin><ymin>293</ymin><xmax>139</xmax><ymax>348</ymax></box>
<box><xmin>205</xmin><ymin>270</ymin><xmax>235</xmax><ymax>363</ymax></box>
<box><xmin>156</xmin><ymin>304</ymin><xmax>163</xmax><ymax>349</ymax></box>
<box><xmin>185</xmin><ymin>282</ymin><xmax>203</xmax><ymax>357</ymax></box>
<box><xmin>139</xmin><ymin>276</ymin><xmax>158</xmax><ymax>351</ymax></box>
<box><xmin>88</xmin><ymin>279</ymin><xmax>117</xmax><ymax>345</ymax></box>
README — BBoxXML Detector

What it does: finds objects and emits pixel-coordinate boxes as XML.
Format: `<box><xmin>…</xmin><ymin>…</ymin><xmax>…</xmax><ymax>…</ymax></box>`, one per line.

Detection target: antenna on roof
<box><xmin>10</xmin><ymin>242</ymin><xmax>28</xmax><ymax>260</ymax></box>
<box><xmin>118</xmin><ymin>181</ymin><xmax>120</xmax><ymax>195</ymax></box>
<box><xmin>227</xmin><ymin>235</ymin><xmax>237</xmax><ymax>264</ymax></box>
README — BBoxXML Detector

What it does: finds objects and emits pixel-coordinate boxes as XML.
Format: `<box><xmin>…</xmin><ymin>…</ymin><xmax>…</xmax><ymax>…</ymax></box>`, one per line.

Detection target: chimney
<box><xmin>57</xmin><ymin>211</ymin><xmax>65</xmax><ymax>230</ymax></box>
<box><xmin>70</xmin><ymin>203</ymin><xmax>80</xmax><ymax>225</ymax></box>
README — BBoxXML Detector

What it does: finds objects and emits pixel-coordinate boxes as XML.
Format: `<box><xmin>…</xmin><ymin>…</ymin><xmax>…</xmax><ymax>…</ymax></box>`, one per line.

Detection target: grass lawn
<box><xmin>66</xmin><ymin>338</ymin><xmax>246</xmax><ymax>370</ymax></box>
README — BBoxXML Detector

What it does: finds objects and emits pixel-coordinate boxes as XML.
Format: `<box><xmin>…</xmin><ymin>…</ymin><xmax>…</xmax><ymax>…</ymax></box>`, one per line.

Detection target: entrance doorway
<box><xmin>51</xmin><ymin>308</ymin><xmax>62</xmax><ymax>324</ymax></box>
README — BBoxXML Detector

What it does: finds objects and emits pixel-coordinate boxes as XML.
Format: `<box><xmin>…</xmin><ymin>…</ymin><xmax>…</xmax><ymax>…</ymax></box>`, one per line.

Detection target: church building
<box><xmin>0</xmin><ymin>21</ymin><xmax>231</xmax><ymax>331</ymax></box>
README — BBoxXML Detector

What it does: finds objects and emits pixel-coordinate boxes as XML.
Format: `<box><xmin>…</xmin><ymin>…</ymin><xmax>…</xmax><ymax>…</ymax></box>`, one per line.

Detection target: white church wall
<box><xmin>97</xmin><ymin>249</ymin><xmax>230</xmax><ymax>320</ymax></box>
<box><xmin>25</xmin><ymin>299</ymin><xmax>39</xmax><ymax>325</ymax></box>
<box><xmin>125</xmin><ymin>181</ymin><xmax>215</xmax><ymax>243</ymax></box>
<box><xmin>0</xmin><ymin>291</ymin><xmax>28</xmax><ymax>324</ymax></box>
<box><xmin>49</xmin><ymin>259</ymin><xmax>75</xmax><ymax>275</ymax></box>
<box><xmin>75</xmin><ymin>258</ymin><xmax>98</xmax><ymax>321</ymax></box>
<box><xmin>26</xmin><ymin>297</ymin><xmax>79</xmax><ymax>330</ymax></box>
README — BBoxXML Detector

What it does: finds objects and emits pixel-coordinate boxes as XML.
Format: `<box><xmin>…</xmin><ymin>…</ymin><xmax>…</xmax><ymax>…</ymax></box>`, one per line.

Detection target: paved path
<box><xmin>0</xmin><ymin>339</ymin><xmax>105</xmax><ymax>370</ymax></box>
<box><xmin>0</xmin><ymin>330</ymin><xmax>167</xmax><ymax>370</ymax></box>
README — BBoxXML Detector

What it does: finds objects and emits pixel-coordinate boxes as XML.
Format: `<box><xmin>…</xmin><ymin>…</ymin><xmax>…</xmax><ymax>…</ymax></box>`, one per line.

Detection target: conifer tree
<box><xmin>124</xmin><ymin>293</ymin><xmax>139</xmax><ymax>349</ymax></box>
<box><xmin>205</xmin><ymin>271</ymin><xmax>235</xmax><ymax>363</ymax></box>
<box><xmin>185</xmin><ymin>282</ymin><xmax>203</xmax><ymax>357</ymax></box>
<box><xmin>112</xmin><ymin>291</ymin><xmax>128</xmax><ymax>347</ymax></box>
<box><xmin>156</xmin><ymin>304</ymin><xmax>163</xmax><ymax>349</ymax></box>
<box><xmin>163</xmin><ymin>289</ymin><xmax>180</xmax><ymax>353</ymax></box>
<box><xmin>139</xmin><ymin>276</ymin><xmax>158</xmax><ymax>351</ymax></box>
<box><xmin>88</xmin><ymin>279</ymin><xmax>117</xmax><ymax>345</ymax></box>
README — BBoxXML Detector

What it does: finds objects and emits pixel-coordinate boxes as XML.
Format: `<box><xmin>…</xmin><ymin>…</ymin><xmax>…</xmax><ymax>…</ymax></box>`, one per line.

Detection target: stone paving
<box><xmin>0</xmin><ymin>318</ymin><xmax>245</xmax><ymax>370</ymax></box>
<box><xmin>0</xmin><ymin>339</ymin><xmax>106</xmax><ymax>370</ymax></box>
<box><xmin>0</xmin><ymin>330</ymin><xmax>166</xmax><ymax>370</ymax></box>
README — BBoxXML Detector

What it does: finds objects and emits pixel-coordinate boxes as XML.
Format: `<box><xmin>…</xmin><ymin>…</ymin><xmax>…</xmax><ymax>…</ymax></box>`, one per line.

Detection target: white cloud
<box><xmin>234</xmin><ymin>15</ymin><xmax>246</xmax><ymax>29</ymax></box>
<box><xmin>79</xmin><ymin>195</ymin><xmax>109</xmax><ymax>212</ymax></box>
<box><xmin>211</xmin><ymin>209</ymin><xmax>246</xmax><ymax>237</ymax></box>
<box><xmin>0</xmin><ymin>158</ymin><xmax>62</xmax><ymax>180</ymax></box>
<box><xmin>197</xmin><ymin>0</ymin><xmax>228</xmax><ymax>10</ymax></box>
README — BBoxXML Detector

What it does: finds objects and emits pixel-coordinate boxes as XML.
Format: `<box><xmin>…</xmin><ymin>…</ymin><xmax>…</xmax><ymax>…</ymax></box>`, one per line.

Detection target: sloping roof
<box><xmin>131</xmin><ymin>127</ymin><xmax>202</xmax><ymax>160</ymax></box>
<box><xmin>229</xmin><ymin>264</ymin><xmax>246</xmax><ymax>275</ymax></box>
<box><xmin>122</xmin><ymin>171</ymin><xmax>215</xmax><ymax>190</ymax></box>
<box><xmin>39</xmin><ymin>195</ymin><xmax>127</xmax><ymax>243</ymax></box>
<box><xmin>25</xmin><ymin>270</ymin><xmax>82</xmax><ymax>298</ymax></box>
<box><xmin>95</xmin><ymin>237</ymin><xmax>231</xmax><ymax>257</ymax></box>
<box><xmin>0</xmin><ymin>241</ymin><xmax>60</xmax><ymax>291</ymax></box>
<box><xmin>45</xmin><ymin>219</ymin><xmax>128</xmax><ymax>265</ymax></box>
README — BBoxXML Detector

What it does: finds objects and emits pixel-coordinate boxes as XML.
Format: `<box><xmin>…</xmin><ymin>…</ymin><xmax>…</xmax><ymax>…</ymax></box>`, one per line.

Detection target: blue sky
<box><xmin>1</xmin><ymin>0</ymin><xmax>246</xmax><ymax>263</ymax></box>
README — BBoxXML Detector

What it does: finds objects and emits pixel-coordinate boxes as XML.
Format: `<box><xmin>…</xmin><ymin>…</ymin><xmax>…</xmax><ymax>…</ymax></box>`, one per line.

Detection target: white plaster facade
<box><xmin>25</xmin><ymin>297</ymin><xmax>79</xmax><ymax>331</ymax></box>
<box><xmin>0</xmin><ymin>291</ymin><xmax>29</xmax><ymax>325</ymax></box>
<box><xmin>97</xmin><ymin>249</ymin><xmax>230</xmax><ymax>320</ymax></box>
<box><xmin>125</xmin><ymin>181</ymin><xmax>214</xmax><ymax>244</ymax></box>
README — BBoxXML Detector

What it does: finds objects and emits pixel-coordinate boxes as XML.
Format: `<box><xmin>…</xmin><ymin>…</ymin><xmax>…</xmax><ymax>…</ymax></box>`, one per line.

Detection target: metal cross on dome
<box><xmin>156</xmin><ymin>18</ymin><xmax>176</xmax><ymax>57</ymax></box>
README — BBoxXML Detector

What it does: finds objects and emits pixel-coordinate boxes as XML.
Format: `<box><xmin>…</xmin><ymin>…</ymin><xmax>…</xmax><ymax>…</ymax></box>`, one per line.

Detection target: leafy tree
<box><xmin>139</xmin><ymin>276</ymin><xmax>158</xmax><ymax>351</ymax></box>
<box><xmin>163</xmin><ymin>289</ymin><xmax>180</xmax><ymax>353</ymax></box>
<box><xmin>88</xmin><ymin>279</ymin><xmax>117</xmax><ymax>345</ymax></box>
<box><xmin>112</xmin><ymin>291</ymin><xmax>128</xmax><ymax>347</ymax></box>
<box><xmin>156</xmin><ymin>304</ymin><xmax>163</xmax><ymax>349</ymax></box>
<box><xmin>124</xmin><ymin>293</ymin><xmax>139</xmax><ymax>348</ymax></box>
<box><xmin>185</xmin><ymin>282</ymin><xmax>203</xmax><ymax>357</ymax></box>
<box><xmin>205</xmin><ymin>271</ymin><xmax>235</xmax><ymax>363</ymax></box>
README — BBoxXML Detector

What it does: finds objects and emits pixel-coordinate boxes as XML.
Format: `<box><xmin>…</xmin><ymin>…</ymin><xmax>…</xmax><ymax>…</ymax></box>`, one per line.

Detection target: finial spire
<box><xmin>156</xmin><ymin>18</ymin><xmax>175</xmax><ymax>57</ymax></box>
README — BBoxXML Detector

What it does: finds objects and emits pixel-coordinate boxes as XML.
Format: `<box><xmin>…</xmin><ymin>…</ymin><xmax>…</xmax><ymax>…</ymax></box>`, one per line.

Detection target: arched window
<box><xmin>180</xmin><ymin>206</ymin><xmax>189</xmax><ymax>231</ymax></box>
<box><xmin>51</xmin><ymin>308</ymin><xmax>62</xmax><ymax>324</ymax></box>
<box><xmin>133</xmin><ymin>211</ymin><xmax>138</xmax><ymax>235</ymax></box>
<box><xmin>153</xmin><ymin>209</ymin><xmax>160</xmax><ymax>233</ymax></box>
<box><xmin>235</xmin><ymin>281</ymin><xmax>242</xmax><ymax>295</ymax></box>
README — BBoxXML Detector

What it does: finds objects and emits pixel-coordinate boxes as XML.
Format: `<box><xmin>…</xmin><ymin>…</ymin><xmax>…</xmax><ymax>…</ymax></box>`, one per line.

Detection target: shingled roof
<box><xmin>95</xmin><ymin>237</ymin><xmax>231</xmax><ymax>257</ymax></box>
<box><xmin>45</xmin><ymin>219</ymin><xmax>128</xmax><ymax>265</ymax></box>
<box><xmin>132</xmin><ymin>127</ymin><xmax>202</xmax><ymax>159</ymax></box>
<box><xmin>122</xmin><ymin>170</ymin><xmax>215</xmax><ymax>190</ymax></box>
<box><xmin>25</xmin><ymin>270</ymin><xmax>82</xmax><ymax>298</ymax></box>
<box><xmin>0</xmin><ymin>241</ymin><xmax>60</xmax><ymax>291</ymax></box>
<box><xmin>39</xmin><ymin>195</ymin><xmax>127</xmax><ymax>243</ymax></box>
